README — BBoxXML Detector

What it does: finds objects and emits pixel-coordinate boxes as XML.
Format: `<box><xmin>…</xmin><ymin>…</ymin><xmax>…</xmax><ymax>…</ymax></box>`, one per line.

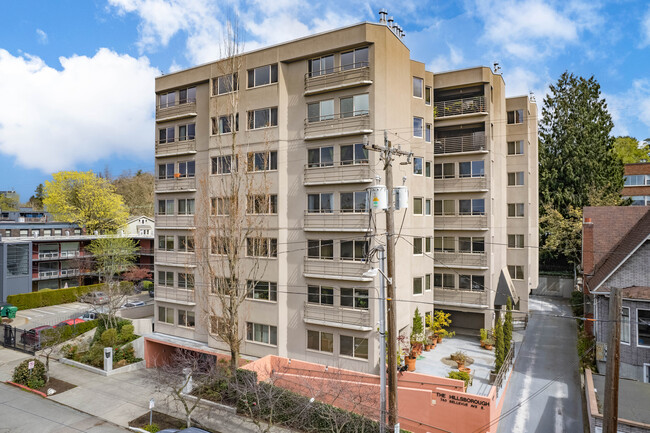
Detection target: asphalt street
<box><xmin>497</xmin><ymin>296</ymin><xmax>584</xmax><ymax>433</ymax></box>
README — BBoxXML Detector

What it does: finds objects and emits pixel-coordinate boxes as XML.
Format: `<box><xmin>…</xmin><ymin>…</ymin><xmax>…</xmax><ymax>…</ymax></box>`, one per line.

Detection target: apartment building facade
<box><xmin>623</xmin><ymin>162</ymin><xmax>650</xmax><ymax>205</ymax></box>
<box><xmin>151</xmin><ymin>21</ymin><xmax>538</xmax><ymax>373</ymax></box>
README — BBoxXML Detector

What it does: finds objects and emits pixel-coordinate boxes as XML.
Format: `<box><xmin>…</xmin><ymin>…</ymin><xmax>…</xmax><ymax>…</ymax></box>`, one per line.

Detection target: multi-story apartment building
<box><xmin>623</xmin><ymin>162</ymin><xmax>650</xmax><ymax>205</ymax></box>
<box><xmin>150</xmin><ymin>19</ymin><xmax>538</xmax><ymax>373</ymax></box>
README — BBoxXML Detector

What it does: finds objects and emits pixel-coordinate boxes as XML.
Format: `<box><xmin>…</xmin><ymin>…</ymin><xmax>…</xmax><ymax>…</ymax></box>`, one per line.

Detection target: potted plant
<box><xmin>450</xmin><ymin>351</ymin><xmax>468</xmax><ymax>369</ymax></box>
<box><xmin>480</xmin><ymin>328</ymin><xmax>488</xmax><ymax>348</ymax></box>
<box><xmin>427</xmin><ymin>311</ymin><xmax>454</xmax><ymax>343</ymax></box>
<box><xmin>410</xmin><ymin>308</ymin><xmax>425</xmax><ymax>356</ymax></box>
<box><xmin>484</xmin><ymin>335</ymin><xmax>494</xmax><ymax>350</ymax></box>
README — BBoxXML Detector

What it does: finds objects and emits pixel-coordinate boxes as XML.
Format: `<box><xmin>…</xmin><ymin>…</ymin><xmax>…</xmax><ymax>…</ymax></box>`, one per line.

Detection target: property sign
<box><xmin>149</xmin><ymin>398</ymin><xmax>155</xmax><ymax>409</ymax></box>
<box><xmin>28</xmin><ymin>361</ymin><xmax>34</xmax><ymax>370</ymax></box>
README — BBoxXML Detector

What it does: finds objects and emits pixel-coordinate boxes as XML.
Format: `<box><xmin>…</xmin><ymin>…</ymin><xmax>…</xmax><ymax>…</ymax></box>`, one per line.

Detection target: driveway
<box><xmin>14</xmin><ymin>302</ymin><xmax>93</xmax><ymax>329</ymax></box>
<box><xmin>497</xmin><ymin>296</ymin><xmax>584</xmax><ymax>433</ymax></box>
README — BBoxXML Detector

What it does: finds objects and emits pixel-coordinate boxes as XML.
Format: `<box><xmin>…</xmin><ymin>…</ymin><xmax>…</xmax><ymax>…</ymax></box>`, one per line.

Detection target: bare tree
<box><xmin>38</xmin><ymin>327</ymin><xmax>68</xmax><ymax>382</ymax></box>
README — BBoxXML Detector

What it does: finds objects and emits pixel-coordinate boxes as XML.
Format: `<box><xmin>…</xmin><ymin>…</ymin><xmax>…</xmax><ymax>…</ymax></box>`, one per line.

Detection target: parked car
<box><xmin>54</xmin><ymin>318</ymin><xmax>85</xmax><ymax>328</ymax></box>
<box><xmin>81</xmin><ymin>291</ymin><xmax>108</xmax><ymax>305</ymax></box>
<box><xmin>78</xmin><ymin>311</ymin><xmax>98</xmax><ymax>321</ymax></box>
<box><xmin>20</xmin><ymin>325</ymin><xmax>53</xmax><ymax>348</ymax></box>
<box><xmin>121</xmin><ymin>300</ymin><xmax>145</xmax><ymax>309</ymax></box>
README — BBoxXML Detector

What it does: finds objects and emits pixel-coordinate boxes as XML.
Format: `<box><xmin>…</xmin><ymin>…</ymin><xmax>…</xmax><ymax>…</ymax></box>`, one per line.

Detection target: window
<box><xmin>247</xmin><ymin>151</ymin><xmax>277</xmax><ymax>171</ymax></box>
<box><xmin>425</xmin><ymin>123</ymin><xmax>432</xmax><ymax>142</ymax></box>
<box><xmin>413</xmin><ymin>117</ymin><xmax>423</xmax><ymax>138</ymax></box>
<box><xmin>248</xmin><ymin>107</ymin><xmax>278</xmax><ymax>129</ymax></box>
<box><xmin>246</xmin><ymin>238</ymin><xmax>278</xmax><ymax>258</ymax></box>
<box><xmin>624</xmin><ymin>175</ymin><xmax>647</xmax><ymax>186</ymax></box>
<box><xmin>341</xmin><ymin>288</ymin><xmax>369</xmax><ymax>309</ymax></box>
<box><xmin>434</xmin><ymin>236</ymin><xmax>455</xmax><ymax>252</ymax></box>
<box><xmin>308</xmin><ymin>193</ymin><xmax>334</xmax><ymax>213</ymax></box>
<box><xmin>158</xmin><ymin>126</ymin><xmax>175</xmax><ymax>144</ymax></box>
<box><xmin>178</xmin><ymin>161</ymin><xmax>195</xmax><ymax>178</ymax></box>
<box><xmin>159</xmin><ymin>91</ymin><xmax>175</xmax><ymax>108</ymax></box>
<box><xmin>508</xmin><ymin>203</ymin><xmax>525</xmax><ymax>217</ymax></box>
<box><xmin>158</xmin><ymin>307</ymin><xmax>174</xmax><ymax>324</ymax></box>
<box><xmin>434</xmin><ymin>199</ymin><xmax>455</xmax><ymax>215</ymax></box>
<box><xmin>308</xmin><ymin>240</ymin><xmax>334</xmax><ymax>259</ymax></box>
<box><xmin>459</xmin><ymin>160</ymin><xmax>485</xmax><ymax>178</ymax></box>
<box><xmin>507</xmin><ymin>109</ymin><xmax>524</xmax><ymax>124</ymax></box>
<box><xmin>340</xmin><ymin>191</ymin><xmax>368</xmax><ymax>213</ymax></box>
<box><xmin>341</xmin><ymin>47</ymin><xmax>369</xmax><ymax>70</ymax></box>
<box><xmin>508</xmin><ymin>265</ymin><xmax>524</xmax><ymax>280</ymax></box>
<box><xmin>425</xmin><ymin>86</ymin><xmax>432</xmax><ymax>105</ymax></box>
<box><xmin>508</xmin><ymin>171</ymin><xmax>525</xmax><ymax>186</ymax></box>
<box><xmin>638</xmin><ymin>309</ymin><xmax>650</xmax><ymax>347</ymax></box>
<box><xmin>628</xmin><ymin>195</ymin><xmax>648</xmax><ymax>206</ymax></box>
<box><xmin>425</xmin><ymin>237</ymin><xmax>432</xmax><ymax>253</ymax></box>
<box><xmin>508</xmin><ymin>234</ymin><xmax>524</xmax><ymax>248</ymax></box>
<box><xmin>211</xmin><ymin>155</ymin><xmax>235</xmax><ymax>174</ymax></box>
<box><xmin>413</xmin><ymin>277</ymin><xmax>423</xmax><ymax>295</ymax></box>
<box><xmin>158</xmin><ymin>271</ymin><xmax>174</xmax><ymax>286</ymax></box>
<box><xmin>508</xmin><ymin>140</ymin><xmax>524</xmax><ymax>155</ymax></box>
<box><xmin>176</xmin><ymin>236</ymin><xmax>194</xmax><ymax>253</ymax></box>
<box><xmin>425</xmin><ymin>199</ymin><xmax>432</xmax><ymax>216</ymax></box>
<box><xmin>309</xmin><ymin>55</ymin><xmax>334</xmax><ymax>77</ymax></box>
<box><xmin>459</xmin><ymin>199</ymin><xmax>485</xmax><ymax>215</ymax></box>
<box><xmin>247</xmin><ymin>322</ymin><xmax>277</xmax><ymax>345</ymax></box>
<box><xmin>307</xmin><ymin>285</ymin><xmax>334</xmax><ymax>305</ymax></box>
<box><xmin>178</xmin><ymin>198</ymin><xmax>195</xmax><ymax>215</ymax></box>
<box><xmin>158</xmin><ymin>235</ymin><xmax>174</xmax><ymax>251</ymax></box>
<box><xmin>413</xmin><ymin>197</ymin><xmax>423</xmax><ymax>215</ymax></box>
<box><xmin>425</xmin><ymin>161</ymin><xmax>431</xmax><ymax>177</ymax></box>
<box><xmin>340</xmin><ymin>94</ymin><xmax>369</xmax><ymax>118</ymax></box>
<box><xmin>247</xmin><ymin>281</ymin><xmax>277</xmax><ymax>301</ymax></box>
<box><xmin>434</xmin><ymin>273</ymin><xmax>455</xmax><ymax>289</ymax></box>
<box><xmin>248</xmin><ymin>194</ymin><xmax>278</xmax><ymax>214</ymax></box>
<box><xmin>413</xmin><ymin>157</ymin><xmax>423</xmax><ymax>175</ymax></box>
<box><xmin>178</xmin><ymin>123</ymin><xmax>195</xmax><ymax>141</ymax></box>
<box><xmin>434</xmin><ymin>163</ymin><xmax>455</xmax><ymax>179</ymax></box>
<box><xmin>178</xmin><ymin>273</ymin><xmax>194</xmax><ymax>289</ymax></box>
<box><xmin>459</xmin><ymin>237</ymin><xmax>484</xmax><ymax>253</ymax></box>
<box><xmin>6</xmin><ymin>244</ymin><xmax>28</xmax><ymax>276</ymax></box>
<box><xmin>340</xmin><ymin>335</ymin><xmax>368</xmax><ymax>359</ymax></box>
<box><xmin>307</xmin><ymin>330</ymin><xmax>334</xmax><ymax>353</ymax></box>
<box><xmin>215</xmin><ymin>73</ymin><xmax>238</xmax><ymax>95</ymax></box>
<box><xmin>307</xmin><ymin>100</ymin><xmax>334</xmax><ymax>122</ymax></box>
<box><xmin>19</xmin><ymin>229</ymin><xmax>28</xmax><ymax>237</ymax></box>
<box><xmin>459</xmin><ymin>274</ymin><xmax>485</xmax><ymax>291</ymax></box>
<box><xmin>158</xmin><ymin>199</ymin><xmax>174</xmax><ymax>215</ymax></box>
<box><xmin>214</xmin><ymin>114</ymin><xmax>239</xmax><ymax>134</ymax></box>
<box><xmin>341</xmin><ymin>143</ymin><xmax>368</xmax><ymax>165</ymax></box>
<box><xmin>307</xmin><ymin>146</ymin><xmax>334</xmax><ymax>167</ymax></box>
<box><xmin>340</xmin><ymin>240</ymin><xmax>368</xmax><ymax>261</ymax></box>
<box><xmin>211</xmin><ymin>197</ymin><xmax>231</xmax><ymax>215</ymax></box>
<box><xmin>43</xmin><ymin>229</ymin><xmax>51</xmax><ymax>236</ymax></box>
<box><xmin>413</xmin><ymin>238</ymin><xmax>423</xmax><ymax>255</ymax></box>
<box><xmin>178</xmin><ymin>87</ymin><xmax>196</xmax><ymax>104</ymax></box>
<box><xmin>178</xmin><ymin>309</ymin><xmax>195</xmax><ymax>328</ymax></box>
<box><xmin>247</xmin><ymin>64</ymin><xmax>278</xmax><ymax>88</ymax></box>
<box><xmin>413</xmin><ymin>77</ymin><xmax>423</xmax><ymax>98</ymax></box>
<box><xmin>622</xmin><ymin>307</ymin><xmax>630</xmax><ymax>344</ymax></box>
<box><xmin>425</xmin><ymin>274</ymin><xmax>432</xmax><ymax>291</ymax></box>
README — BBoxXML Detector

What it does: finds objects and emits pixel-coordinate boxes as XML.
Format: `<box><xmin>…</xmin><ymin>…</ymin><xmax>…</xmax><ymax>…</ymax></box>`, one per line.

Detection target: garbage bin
<box><xmin>0</xmin><ymin>304</ymin><xmax>17</xmax><ymax>319</ymax></box>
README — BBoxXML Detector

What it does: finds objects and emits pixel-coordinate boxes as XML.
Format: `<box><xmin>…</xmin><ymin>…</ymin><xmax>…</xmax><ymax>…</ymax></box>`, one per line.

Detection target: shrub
<box><xmin>41</xmin><ymin>320</ymin><xmax>99</xmax><ymax>347</ymax></box>
<box><xmin>494</xmin><ymin>318</ymin><xmax>505</xmax><ymax>372</ymax></box>
<box><xmin>7</xmin><ymin>284</ymin><xmax>104</xmax><ymax>310</ymax></box>
<box><xmin>504</xmin><ymin>298</ymin><xmax>513</xmax><ymax>352</ymax></box>
<box><xmin>142</xmin><ymin>424</ymin><xmax>160</xmax><ymax>433</ymax></box>
<box><xmin>448</xmin><ymin>371</ymin><xmax>471</xmax><ymax>388</ymax></box>
<box><xmin>13</xmin><ymin>358</ymin><xmax>46</xmax><ymax>389</ymax></box>
<box><xmin>571</xmin><ymin>290</ymin><xmax>584</xmax><ymax>317</ymax></box>
<box><xmin>101</xmin><ymin>329</ymin><xmax>118</xmax><ymax>347</ymax></box>
<box><xmin>93</xmin><ymin>318</ymin><xmax>132</xmax><ymax>344</ymax></box>
<box><xmin>450</xmin><ymin>351</ymin><xmax>468</xmax><ymax>363</ymax></box>
<box><xmin>119</xmin><ymin>324</ymin><xmax>134</xmax><ymax>343</ymax></box>
<box><xmin>142</xmin><ymin>281</ymin><xmax>154</xmax><ymax>291</ymax></box>
<box><xmin>81</xmin><ymin>344</ymin><xmax>105</xmax><ymax>368</ymax></box>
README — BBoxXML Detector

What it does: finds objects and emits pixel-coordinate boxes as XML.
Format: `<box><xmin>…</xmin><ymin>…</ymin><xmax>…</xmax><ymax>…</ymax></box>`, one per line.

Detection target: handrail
<box><xmin>306</xmin><ymin>110</ymin><xmax>370</xmax><ymax>124</ymax></box>
<box><xmin>434</xmin><ymin>95</ymin><xmax>486</xmax><ymax>117</ymax></box>
<box><xmin>156</xmin><ymin>98</ymin><xmax>197</xmax><ymax>110</ymax></box>
<box><xmin>305</xmin><ymin>161</ymin><xmax>369</xmax><ymax>169</ymax></box>
<box><xmin>493</xmin><ymin>342</ymin><xmax>515</xmax><ymax>397</ymax></box>
<box><xmin>435</xmin><ymin>133</ymin><xmax>486</xmax><ymax>154</ymax></box>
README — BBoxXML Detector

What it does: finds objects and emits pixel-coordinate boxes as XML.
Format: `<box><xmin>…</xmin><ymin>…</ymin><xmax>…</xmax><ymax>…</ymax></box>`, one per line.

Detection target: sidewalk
<box><xmin>0</xmin><ymin>347</ymin><xmax>291</xmax><ymax>433</ymax></box>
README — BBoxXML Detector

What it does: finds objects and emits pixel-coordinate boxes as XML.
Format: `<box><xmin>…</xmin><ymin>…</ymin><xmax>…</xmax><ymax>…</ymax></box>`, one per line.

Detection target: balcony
<box><xmin>60</xmin><ymin>269</ymin><xmax>80</xmax><ymax>277</ymax></box>
<box><xmin>154</xmin><ymin>251</ymin><xmax>197</xmax><ymax>268</ymax></box>
<box><xmin>36</xmin><ymin>270</ymin><xmax>60</xmax><ymax>280</ymax></box>
<box><xmin>434</xmin><ymin>215</ymin><xmax>488</xmax><ymax>230</ymax></box>
<box><xmin>434</xmin><ymin>177</ymin><xmax>487</xmax><ymax>193</ymax></box>
<box><xmin>435</xmin><ymin>133</ymin><xmax>486</xmax><ymax>155</ymax></box>
<box><xmin>33</xmin><ymin>251</ymin><xmax>84</xmax><ymax>261</ymax></box>
<box><xmin>155</xmin><ymin>286</ymin><xmax>196</xmax><ymax>305</ymax></box>
<box><xmin>156</xmin><ymin>100</ymin><xmax>197</xmax><ymax>122</ymax></box>
<box><xmin>36</xmin><ymin>252</ymin><xmax>59</xmax><ymax>260</ymax></box>
<box><xmin>303</xmin><ymin>302</ymin><xmax>372</xmax><ymax>331</ymax></box>
<box><xmin>303</xmin><ymin>211</ymin><xmax>371</xmax><ymax>232</ymax></box>
<box><xmin>155</xmin><ymin>215</ymin><xmax>196</xmax><ymax>229</ymax></box>
<box><xmin>434</xmin><ymin>96</ymin><xmax>486</xmax><ymax>118</ymax></box>
<box><xmin>304</xmin><ymin>113</ymin><xmax>372</xmax><ymax>141</ymax></box>
<box><xmin>155</xmin><ymin>138</ymin><xmax>196</xmax><ymax>158</ymax></box>
<box><xmin>303</xmin><ymin>258</ymin><xmax>372</xmax><ymax>282</ymax></box>
<box><xmin>155</xmin><ymin>177</ymin><xmax>197</xmax><ymax>194</ymax></box>
<box><xmin>304</xmin><ymin>163</ymin><xmax>373</xmax><ymax>186</ymax></box>
<box><xmin>304</xmin><ymin>65</ymin><xmax>372</xmax><ymax>96</ymax></box>
<box><xmin>434</xmin><ymin>288</ymin><xmax>489</xmax><ymax>308</ymax></box>
<box><xmin>434</xmin><ymin>252</ymin><xmax>488</xmax><ymax>269</ymax></box>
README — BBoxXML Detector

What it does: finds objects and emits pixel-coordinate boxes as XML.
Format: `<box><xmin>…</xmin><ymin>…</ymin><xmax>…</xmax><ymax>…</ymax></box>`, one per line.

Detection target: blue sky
<box><xmin>1</xmin><ymin>0</ymin><xmax>649</xmax><ymax>202</ymax></box>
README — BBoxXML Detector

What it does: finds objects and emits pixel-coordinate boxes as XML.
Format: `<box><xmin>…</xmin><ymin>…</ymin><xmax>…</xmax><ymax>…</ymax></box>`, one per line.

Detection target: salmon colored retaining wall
<box><xmin>144</xmin><ymin>337</ymin><xmax>244</xmax><ymax>368</ymax></box>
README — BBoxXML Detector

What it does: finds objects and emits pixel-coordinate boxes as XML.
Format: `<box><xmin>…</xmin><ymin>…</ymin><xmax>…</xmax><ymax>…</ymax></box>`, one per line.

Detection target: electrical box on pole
<box><xmin>368</xmin><ymin>185</ymin><xmax>389</xmax><ymax>210</ymax></box>
<box><xmin>393</xmin><ymin>186</ymin><xmax>408</xmax><ymax>210</ymax></box>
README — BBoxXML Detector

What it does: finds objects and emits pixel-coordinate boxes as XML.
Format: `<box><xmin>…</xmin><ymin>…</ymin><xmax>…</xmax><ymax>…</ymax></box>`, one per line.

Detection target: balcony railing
<box><xmin>33</xmin><ymin>251</ymin><xmax>83</xmax><ymax>261</ymax></box>
<box><xmin>435</xmin><ymin>176</ymin><xmax>487</xmax><ymax>193</ymax></box>
<box><xmin>60</xmin><ymin>269</ymin><xmax>80</xmax><ymax>277</ymax></box>
<box><xmin>434</xmin><ymin>251</ymin><xmax>488</xmax><ymax>268</ymax></box>
<box><xmin>304</xmin><ymin>112</ymin><xmax>372</xmax><ymax>140</ymax></box>
<box><xmin>304</xmin><ymin>65</ymin><xmax>372</xmax><ymax>95</ymax></box>
<box><xmin>154</xmin><ymin>250</ymin><xmax>197</xmax><ymax>267</ymax></box>
<box><xmin>303</xmin><ymin>302</ymin><xmax>372</xmax><ymax>331</ymax></box>
<box><xmin>304</xmin><ymin>163</ymin><xmax>373</xmax><ymax>186</ymax></box>
<box><xmin>155</xmin><ymin>138</ymin><xmax>196</xmax><ymax>157</ymax></box>
<box><xmin>37</xmin><ymin>252</ymin><xmax>59</xmax><ymax>260</ymax></box>
<box><xmin>435</xmin><ymin>133</ymin><xmax>486</xmax><ymax>155</ymax></box>
<box><xmin>304</xmin><ymin>211</ymin><xmax>371</xmax><ymax>232</ymax></box>
<box><xmin>155</xmin><ymin>286</ymin><xmax>196</xmax><ymax>305</ymax></box>
<box><xmin>434</xmin><ymin>215</ymin><xmax>488</xmax><ymax>230</ymax></box>
<box><xmin>434</xmin><ymin>96</ymin><xmax>486</xmax><ymax>118</ymax></box>
<box><xmin>156</xmin><ymin>100</ymin><xmax>197</xmax><ymax>121</ymax></box>
<box><xmin>434</xmin><ymin>288</ymin><xmax>489</xmax><ymax>308</ymax></box>
<box><xmin>155</xmin><ymin>215</ymin><xmax>196</xmax><ymax>228</ymax></box>
<box><xmin>303</xmin><ymin>258</ymin><xmax>372</xmax><ymax>281</ymax></box>
<box><xmin>155</xmin><ymin>177</ymin><xmax>197</xmax><ymax>193</ymax></box>
<box><xmin>37</xmin><ymin>270</ymin><xmax>59</xmax><ymax>279</ymax></box>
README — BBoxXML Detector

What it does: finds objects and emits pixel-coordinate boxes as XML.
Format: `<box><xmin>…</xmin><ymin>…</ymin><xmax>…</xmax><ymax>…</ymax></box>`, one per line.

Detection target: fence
<box><xmin>2</xmin><ymin>324</ymin><xmax>37</xmax><ymax>354</ymax></box>
<box><xmin>492</xmin><ymin>342</ymin><xmax>515</xmax><ymax>397</ymax></box>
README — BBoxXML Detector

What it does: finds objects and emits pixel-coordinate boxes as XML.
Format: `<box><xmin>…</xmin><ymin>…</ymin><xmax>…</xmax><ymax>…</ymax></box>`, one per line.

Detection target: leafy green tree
<box><xmin>494</xmin><ymin>318</ymin><xmax>504</xmax><ymax>372</ymax></box>
<box><xmin>28</xmin><ymin>183</ymin><xmax>45</xmax><ymax>210</ymax></box>
<box><xmin>0</xmin><ymin>193</ymin><xmax>19</xmax><ymax>211</ymax></box>
<box><xmin>613</xmin><ymin>136</ymin><xmax>650</xmax><ymax>164</ymax></box>
<box><xmin>504</xmin><ymin>298</ymin><xmax>513</xmax><ymax>352</ymax></box>
<box><xmin>112</xmin><ymin>170</ymin><xmax>154</xmax><ymax>217</ymax></box>
<box><xmin>43</xmin><ymin>171</ymin><xmax>129</xmax><ymax>233</ymax></box>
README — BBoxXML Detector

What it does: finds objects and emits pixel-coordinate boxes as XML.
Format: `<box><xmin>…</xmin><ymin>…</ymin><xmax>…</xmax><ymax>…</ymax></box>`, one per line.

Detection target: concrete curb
<box><xmin>5</xmin><ymin>381</ymin><xmax>48</xmax><ymax>397</ymax></box>
<box><xmin>181</xmin><ymin>392</ymin><xmax>237</xmax><ymax>414</ymax></box>
<box><xmin>59</xmin><ymin>358</ymin><xmax>146</xmax><ymax>376</ymax></box>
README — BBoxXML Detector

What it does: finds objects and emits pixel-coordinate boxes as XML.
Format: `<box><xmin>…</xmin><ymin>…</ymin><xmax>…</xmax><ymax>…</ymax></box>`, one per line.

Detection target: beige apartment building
<box><xmin>150</xmin><ymin>19</ymin><xmax>538</xmax><ymax>373</ymax></box>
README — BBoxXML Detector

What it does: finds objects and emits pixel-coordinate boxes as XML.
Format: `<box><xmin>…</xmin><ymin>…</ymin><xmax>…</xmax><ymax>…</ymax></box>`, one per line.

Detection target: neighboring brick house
<box><xmin>582</xmin><ymin>206</ymin><xmax>650</xmax><ymax>382</ymax></box>
<box><xmin>623</xmin><ymin>162</ymin><xmax>650</xmax><ymax>206</ymax></box>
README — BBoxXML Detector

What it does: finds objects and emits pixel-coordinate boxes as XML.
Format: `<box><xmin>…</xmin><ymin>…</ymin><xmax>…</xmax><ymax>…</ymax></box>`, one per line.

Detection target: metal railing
<box><xmin>493</xmin><ymin>342</ymin><xmax>515</xmax><ymax>397</ymax></box>
<box><xmin>434</xmin><ymin>176</ymin><xmax>487</xmax><ymax>192</ymax></box>
<box><xmin>38</xmin><ymin>252</ymin><xmax>59</xmax><ymax>259</ymax></box>
<box><xmin>154</xmin><ymin>286</ymin><xmax>196</xmax><ymax>304</ymax></box>
<box><xmin>155</xmin><ymin>215</ymin><xmax>196</xmax><ymax>228</ymax></box>
<box><xmin>435</xmin><ymin>133</ymin><xmax>486</xmax><ymax>154</ymax></box>
<box><xmin>304</xmin><ymin>64</ymin><xmax>371</xmax><ymax>94</ymax></box>
<box><xmin>304</xmin><ymin>162</ymin><xmax>373</xmax><ymax>185</ymax></box>
<box><xmin>434</xmin><ymin>288</ymin><xmax>489</xmax><ymax>307</ymax></box>
<box><xmin>155</xmin><ymin>138</ymin><xmax>196</xmax><ymax>157</ymax></box>
<box><xmin>304</xmin><ymin>112</ymin><xmax>371</xmax><ymax>140</ymax></box>
<box><xmin>434</xmin><ymin>215</ymin><xmax>488</xmax><ymax>230</ymax></box>
<box><xmin>303</xmin><ymin>210</ymin><xmax>371</xmax><ymax>232</ymax></box>
<box><xmin>303</xmin><ymin>257</ymin><xmax>372</xmax><ymax>280</ymax></box>
<box><xmin>155</xmin><ymin>99</ymin><xmax>197</xmax><ymax>119</ymax></box>
<box><xmin>434</xmin><ymin>251</ymin><xmax>487</xmax><ymax>267</ymax></box>
<box><xmin>434</xmin><ymin>96</ymin><xmax>486</xmax><ymax>118</ymax></box>
<box><xmin>154</xmin><ymin>177</ymin><xmax>197</xmax><ymax>193</ymax></box>
<box><xmin>303</xmin><ymin>302</ymin><xmax>372</xmax><ymax>330</ymax></box>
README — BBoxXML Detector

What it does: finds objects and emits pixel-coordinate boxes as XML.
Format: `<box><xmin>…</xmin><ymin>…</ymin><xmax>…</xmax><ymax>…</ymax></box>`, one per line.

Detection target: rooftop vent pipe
<box><xmin>379</xmin><ymin>9</ymin><xmax>387</xmax><ymax>23</ymax></box>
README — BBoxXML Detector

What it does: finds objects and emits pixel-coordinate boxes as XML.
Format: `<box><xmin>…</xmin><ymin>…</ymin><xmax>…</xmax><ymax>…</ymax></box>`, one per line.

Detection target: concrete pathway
<box><xmin>497</xmin><ymin>296</ymin><xmax>584</xmax><ymax>433</ymax></box>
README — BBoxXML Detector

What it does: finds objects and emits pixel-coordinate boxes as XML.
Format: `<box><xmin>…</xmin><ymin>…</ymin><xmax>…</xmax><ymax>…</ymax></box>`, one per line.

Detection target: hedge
<box><xmin>41</xmin><ymin>319</ymin><xmax>99</xmax><ymax>345</ymax></box>
<box><xmin>7</xmin><ymin>282</ymin><xmax>132</xmax><ymax>310</ymax></box>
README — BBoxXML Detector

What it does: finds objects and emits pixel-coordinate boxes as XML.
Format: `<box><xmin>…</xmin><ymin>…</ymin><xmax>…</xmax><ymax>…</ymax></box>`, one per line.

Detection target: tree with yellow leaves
<box><xmin>43</xmin><ymin>171</ymin><xmax>129</xmax><ymax>233</ymax></box>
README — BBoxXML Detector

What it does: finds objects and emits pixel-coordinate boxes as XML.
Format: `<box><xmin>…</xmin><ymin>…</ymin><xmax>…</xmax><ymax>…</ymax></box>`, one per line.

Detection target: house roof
<box><xmin>126</xmin><ymin>215</ymin><xmax>154</xmax><ymax>224</ymax></box>
<box><xmin>585</xmin><ymin>207</ymin><xmax>650</xmax><ymax>293</ymax></box>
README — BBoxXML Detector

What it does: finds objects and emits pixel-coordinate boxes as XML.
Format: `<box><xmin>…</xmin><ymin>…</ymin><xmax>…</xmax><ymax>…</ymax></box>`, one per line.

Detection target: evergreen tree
<box><xmin>411</xmin><ymin>307</ymin><xmax>424</xmax><ymax>342</ymax></box>
<box><xmin>494</xmin><ymin>318</ymin><xmax>504</xmax><ymax>372</ymax></box>
<box><xmin>504</xmin><ymin>298</ymin><xmax>513</xmax><ymax>352</ymax></box>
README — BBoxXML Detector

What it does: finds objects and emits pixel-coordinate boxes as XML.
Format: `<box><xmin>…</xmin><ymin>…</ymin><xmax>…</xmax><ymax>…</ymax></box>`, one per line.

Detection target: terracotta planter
<box><xmin>456</xmin><ymin>361</ymin><xmax>465</xmax><ymax>369</ymax></box>
<box><xmin>480</xmin><ymin>341</ymin><xmax>485</xmax><ymax>348</ymax></box>
<box><xmin>459</xmin><ymin>366</ymin><xmax>471</xmax><ymax>374</ymax></box>
<box><xmin>405</xmin><ymin>357</ymin><xmax>416</xmax><ymax>371</ymax></box>
<box><xmin>484</xmin><ymin>344</ymin><xmax>493</xmax><ymax>350</ymax></box>
<box><xmin>424</xmin><ymin>344</ymin><xmax>431</xmax><ymax>351</ymax></box>
<box><xmin>437</xmin><ymin>336</ymin><xmax>443</xmax><ymax>343</ymax></box>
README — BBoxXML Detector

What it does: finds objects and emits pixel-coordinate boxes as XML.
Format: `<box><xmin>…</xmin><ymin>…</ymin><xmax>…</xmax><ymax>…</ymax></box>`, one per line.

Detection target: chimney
<box><xmin>582</xmin><ymin>217</ymin><xmax>594</xmax><ymax>277</ymax></box>
<box><xmin>379</xmin><ymin>9</ymin><xmax>387</xmax><ymax>23</ymax></box>
<box><xmin>387</xmin><ymin>16</ymin><xmax>394</xmax><ymax>29</ymax></box>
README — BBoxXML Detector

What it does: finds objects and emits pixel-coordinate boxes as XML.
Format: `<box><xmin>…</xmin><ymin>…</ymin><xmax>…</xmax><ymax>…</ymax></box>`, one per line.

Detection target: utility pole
<box><xmin>603</xmin><ymin>288</ymin><xmax>622</xmax><ymax>433</ymax></box>
<box><xmin>377</xmin><ymin>245</ymin><xmax>387</xmax><ymax>433</ymax></box>
<box><xmin>365</xmin><ymin>131</ymin><xmax>412</xmax><ymax>430</ymax></box>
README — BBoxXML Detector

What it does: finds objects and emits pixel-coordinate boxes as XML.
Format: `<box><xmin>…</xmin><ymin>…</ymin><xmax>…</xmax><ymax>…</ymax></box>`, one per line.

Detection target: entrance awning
<box><xmin>495</xmin><ymin>267</ymin><xmax>519</xmax><ymax>306</ymax></box>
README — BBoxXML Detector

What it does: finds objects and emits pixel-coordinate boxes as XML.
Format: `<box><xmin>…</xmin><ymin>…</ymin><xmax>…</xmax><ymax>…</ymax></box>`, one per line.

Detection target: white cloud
<box><xmin>641</xmin><ymin>6</ymin><xmax>650</xmax><ymax>48</ymax></box>
<box><xmin>36</xmin><ymin>29</ymin><xmax>48</xmax><ymax>44</ymax></box>
<box><xmin>606</xmin><ymin>79</ymin><xmax>650</xmax><ymax>137</ymax></box>
<box><xmin>0</xmin><ymin>49</ymin><xmax>158</xmax><ymax>172</ymax></box>
<box><xmin>427</xmin><ymin>43</ymin><xmax>464</xmax><ymax>72</ymax></box>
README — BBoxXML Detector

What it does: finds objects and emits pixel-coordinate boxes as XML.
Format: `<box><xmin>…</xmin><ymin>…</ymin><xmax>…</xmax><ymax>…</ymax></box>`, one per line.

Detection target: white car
<box><xmin>78</xmin><ymin>311</ymin><xmax>98</xmax><ymax>321</ymax></box>
<box><xmin>121</xmin><ymin>300</ymin><xmax>145</xmax><ymax>309</ymax></box>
